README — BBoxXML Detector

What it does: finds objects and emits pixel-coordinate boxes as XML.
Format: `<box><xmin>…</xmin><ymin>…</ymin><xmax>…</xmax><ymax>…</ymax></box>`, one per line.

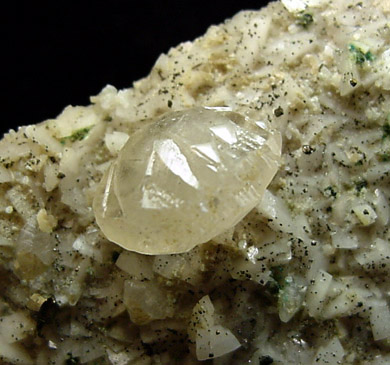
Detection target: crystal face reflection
<box><xmin>210</xmin><ymin>124</ymin><xmax>238</xmax><ymax>144</ymax></box>
<box><xmin>93</xmin><ymin>107</ymin><xmax>282</xmax><ymax>255</ymax></box>
<box><xmin>151</xmin><ymin>139</ymin><xmax>199</xmax><ymax>189</ymax></box>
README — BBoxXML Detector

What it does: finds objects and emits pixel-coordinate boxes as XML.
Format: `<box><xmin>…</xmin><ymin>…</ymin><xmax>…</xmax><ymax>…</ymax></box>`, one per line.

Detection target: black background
<box><xmin>3</xmin><ymin>1</ymin><xmax>271</xmax><ymax>137</ymax></box>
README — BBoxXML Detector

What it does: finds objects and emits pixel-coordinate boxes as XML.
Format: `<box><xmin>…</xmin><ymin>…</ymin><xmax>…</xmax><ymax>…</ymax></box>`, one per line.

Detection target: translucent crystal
<box><xmin>93</xmin><ymin>107</ymin><xmax>281</xmax><ymax>255</ymax></box>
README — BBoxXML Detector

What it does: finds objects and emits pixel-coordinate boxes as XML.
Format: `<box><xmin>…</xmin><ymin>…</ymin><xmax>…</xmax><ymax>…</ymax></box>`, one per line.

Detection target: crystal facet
<box><xmin>93</xmin><ymin>107</ymin><xmax>281</xmax><ymax>254</ymax></box>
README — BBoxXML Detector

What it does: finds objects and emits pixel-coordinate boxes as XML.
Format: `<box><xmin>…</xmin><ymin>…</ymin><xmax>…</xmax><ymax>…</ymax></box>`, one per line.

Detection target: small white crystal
<box><xmin>93</xmin><ymin>107</ymin><xmax>281</xmax><ymax>254</ymax></box>
<box><xmin>281</xmin><ymin>0</ymin><xmax>307</xmax><ymax>12</ymax></box>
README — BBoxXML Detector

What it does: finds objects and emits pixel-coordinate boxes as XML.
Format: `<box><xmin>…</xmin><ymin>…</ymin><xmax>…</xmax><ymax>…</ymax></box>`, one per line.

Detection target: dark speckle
<box><xmin>274</xmin><ymin>106</ymin><xmax>284</xmax><ymax>117</ymax></box>
<box><xmin>259</xmin><ymin>355</ymin><xmax>274</xmax><ymax>365</ymax></box>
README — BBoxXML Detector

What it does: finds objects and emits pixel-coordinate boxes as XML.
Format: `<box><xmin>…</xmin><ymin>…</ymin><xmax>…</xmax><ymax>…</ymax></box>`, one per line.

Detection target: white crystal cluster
<box><xmin>93</xmin><ymin>107</ymin><xmax>281</xmax><ymax>254</ymax></box>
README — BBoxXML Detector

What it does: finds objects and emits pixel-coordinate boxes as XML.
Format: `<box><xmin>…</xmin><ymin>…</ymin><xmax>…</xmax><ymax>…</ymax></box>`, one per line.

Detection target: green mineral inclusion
<box><xmin>60</xmin><ymin>126</ymin><xmax>93</xmax><ymax>144</ymax></box>
<box><xmin>348</xmin><ymin>43</ymin><xmax>374</xmax><ymax>65</ymax></box>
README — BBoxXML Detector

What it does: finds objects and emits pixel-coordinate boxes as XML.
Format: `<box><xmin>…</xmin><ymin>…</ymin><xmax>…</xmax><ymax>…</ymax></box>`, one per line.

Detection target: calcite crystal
<box><xmin>93</xmin><ymin>107</ymin><xmax>281</xmax><ymax>254</ymax></box>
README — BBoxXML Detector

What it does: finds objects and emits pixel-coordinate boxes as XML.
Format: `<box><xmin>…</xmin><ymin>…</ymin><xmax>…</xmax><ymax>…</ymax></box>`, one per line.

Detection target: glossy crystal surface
<box><xmin>93</xmin><ymin>107</ymin><xmax>281</xmax><ymax>254</ymax></box>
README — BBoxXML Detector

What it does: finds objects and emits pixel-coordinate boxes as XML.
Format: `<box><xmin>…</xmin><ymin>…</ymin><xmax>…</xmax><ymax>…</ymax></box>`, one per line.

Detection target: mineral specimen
<box><xmin>2</xmin><ymin>0</ymin><xmax>390</xmax><ymax>363</ymax></box>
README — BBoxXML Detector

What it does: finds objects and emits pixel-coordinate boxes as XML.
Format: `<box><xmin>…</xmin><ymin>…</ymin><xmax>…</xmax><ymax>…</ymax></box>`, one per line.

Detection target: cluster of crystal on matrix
<box><xmin>93</xmin><ymin>107</ymin><xmax>281</xmax><ymax>254</ymax></box>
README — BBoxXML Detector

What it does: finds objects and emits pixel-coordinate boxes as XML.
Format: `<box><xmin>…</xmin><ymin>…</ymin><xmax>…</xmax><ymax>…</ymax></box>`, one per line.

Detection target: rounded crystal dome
<box><xmin>93</xmin><ymin>107</ymin><xmax>281</xmax><ymax>255</ymax></box>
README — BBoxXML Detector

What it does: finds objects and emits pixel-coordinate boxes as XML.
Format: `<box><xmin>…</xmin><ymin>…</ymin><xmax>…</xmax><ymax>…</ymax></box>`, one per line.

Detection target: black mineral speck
<box><xmin>36</xmin><ymin>297</ymin><xmax>60</xmax><ymax>336</ymax></box>
<box><xmin>259</xmin><ymin>355</ymin><xmax>274</xmax><ymax>364</ymax></box>
<box><xmin>302</xmin><ymin>145</ymin><xmax>315</xmax><ymax>154</ymax></box>
<box><xmin>274</xmin><ymin>106</ymin><xmax>284</xmax><ymax>117</ymax></box>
